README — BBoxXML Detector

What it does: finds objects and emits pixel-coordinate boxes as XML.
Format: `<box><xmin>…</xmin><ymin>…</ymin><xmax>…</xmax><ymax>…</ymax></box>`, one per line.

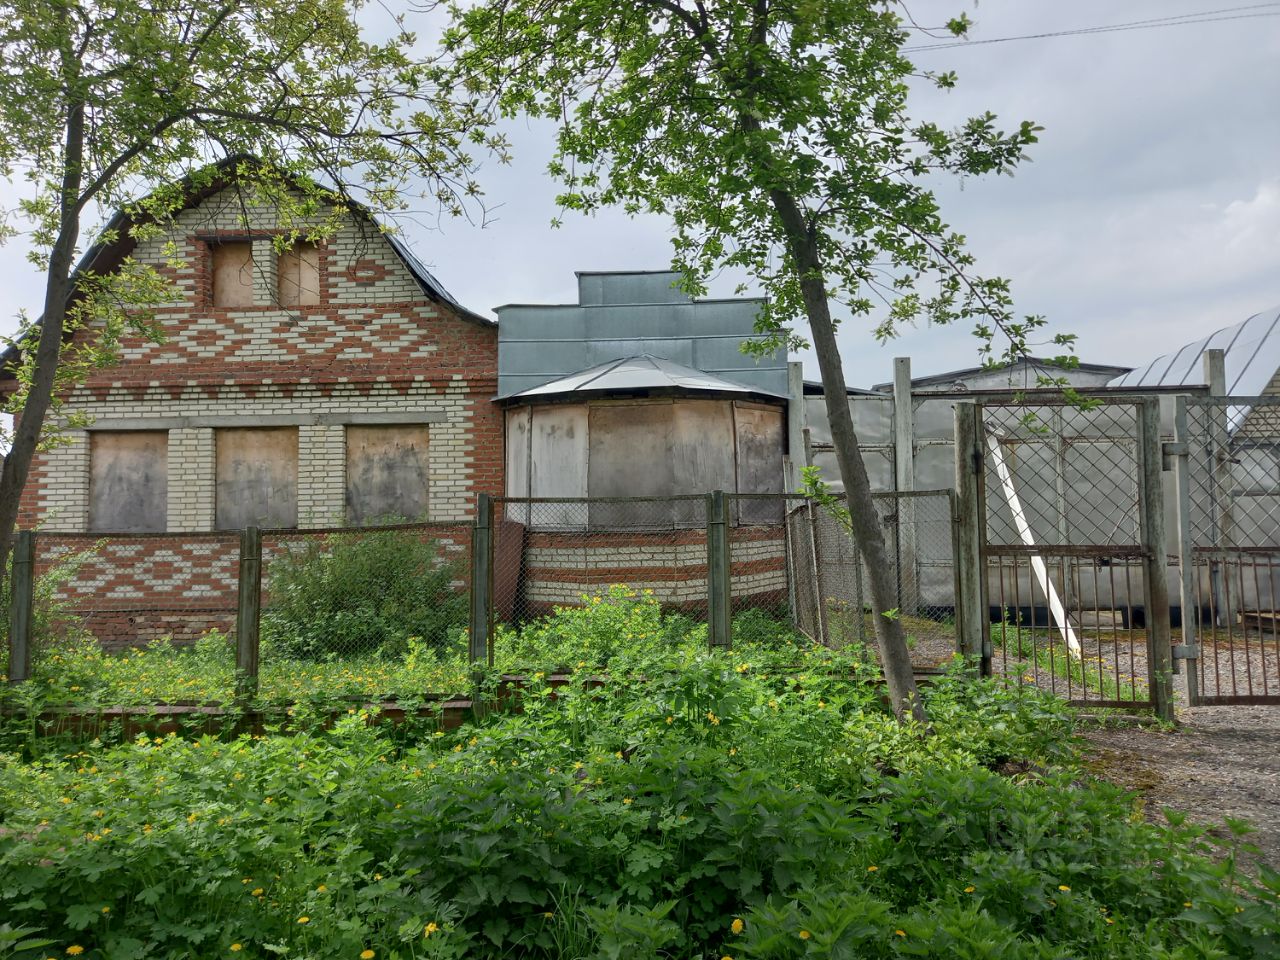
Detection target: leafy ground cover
<box><xmin>1</xmin><ymin>589</ymin><xmax>1278</xmax><ymax>959</ymax></box>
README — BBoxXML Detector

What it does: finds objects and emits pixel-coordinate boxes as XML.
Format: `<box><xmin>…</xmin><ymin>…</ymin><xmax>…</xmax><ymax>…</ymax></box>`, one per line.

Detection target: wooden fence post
<box><xmin>953</xmin><ymin>402</ymin><xmax>989</xmax><ymax>673</ymax></box>
<box><xmin>1138</xmin><ymin>398</ymin><xmax>1175</xmax><ymax>721</ymax></box>
<box><xmin>7</xmin><ymin>530</ymin><xmax>34</xmax><ymax>684</ymax></box>
<box><xmin>469</xmin><ymin>494</ymin><xmax>493</xmax><ymax>665</ymax></box>
<box><xmin>707</xmin><ymin>490</ymin><xmax>731</xmax><ymax>649</ymax></box>
<box><xmin>235</xmin><ymin>526</ymin><xmax>261</xmax><ymax>700</ymax></box>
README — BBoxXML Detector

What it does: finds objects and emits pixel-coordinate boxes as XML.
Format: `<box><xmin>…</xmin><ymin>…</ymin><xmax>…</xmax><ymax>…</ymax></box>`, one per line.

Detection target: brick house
<box><xmin>2</xmin><ymin>168</ymin><xmax>502</xmax><ymax>643</ymax></box>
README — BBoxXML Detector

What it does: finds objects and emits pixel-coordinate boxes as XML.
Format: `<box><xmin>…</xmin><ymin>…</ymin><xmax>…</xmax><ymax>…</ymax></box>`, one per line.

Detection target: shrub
<box><xmin>261</xmin><ymin>529</ymin><xmax>467</xmax><ymax>661</ymax></box>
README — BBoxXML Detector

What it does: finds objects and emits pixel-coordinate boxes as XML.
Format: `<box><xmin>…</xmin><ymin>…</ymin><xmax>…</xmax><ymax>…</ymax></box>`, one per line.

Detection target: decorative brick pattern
<box><xmin>14</xmin><ymin>186</ymin><xmax>502</xmax><ymax>647</ymax></box>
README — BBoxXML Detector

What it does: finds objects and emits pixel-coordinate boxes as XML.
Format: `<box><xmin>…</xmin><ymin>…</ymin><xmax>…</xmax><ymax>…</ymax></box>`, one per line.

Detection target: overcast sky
<box><xmin>0</xmin><ymin>1</ymin><xmax>1277</xmax><ymax>387</ymax></box>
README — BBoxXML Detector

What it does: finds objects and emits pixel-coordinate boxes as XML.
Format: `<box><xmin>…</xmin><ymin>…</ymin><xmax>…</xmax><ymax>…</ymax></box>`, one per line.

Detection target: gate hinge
<box><xmin>1172</xmin><ymin>644</ymin><xmax>1199</xmax><ymax>660</ymax></box>
<box><xmin>1162</xmin><ymin>441</ymin><xmax>1188</xmax><ymax>471</ymax></box>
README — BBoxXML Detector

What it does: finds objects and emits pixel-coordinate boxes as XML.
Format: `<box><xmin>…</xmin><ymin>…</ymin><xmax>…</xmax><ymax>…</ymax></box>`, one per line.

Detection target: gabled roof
<box><xmin>1109</xmin><ymin>305</ymin><xmax>1280</xmax><ymax>395</ymax></box>
<box><xmin>1</xmin><ymin>156</ymin><xmax>491</xmax><ymax>378</ymax></box>
<box><xmin>503</xmin><ymin>354</ymin><xmax>787</xmax><ymax>402</ymax></box>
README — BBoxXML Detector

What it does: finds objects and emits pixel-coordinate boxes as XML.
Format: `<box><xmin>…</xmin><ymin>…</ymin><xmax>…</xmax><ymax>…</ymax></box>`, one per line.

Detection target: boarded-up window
<box><xmin>89</xmin><ymin>432</ymin><xmax>168</xmax><ymax>532</ymax></box>
<box><xmin>210</xmin><ymin>242</ymin><xmax>255</xmax><ymax>307</ymax></box>
<box><xmin>216</xmin><ymin>428</ymin><xmax>298</xmax><ymax>529</ymax></box>
<box><xmin>278</xmin><ymin>242</ymin><xmax>320</xmax><ymax>306</ymax></box>
<box><xmin>345</xmin><ymin>425</ymin><xmax>430</xmax><ymax>524</ymax></box>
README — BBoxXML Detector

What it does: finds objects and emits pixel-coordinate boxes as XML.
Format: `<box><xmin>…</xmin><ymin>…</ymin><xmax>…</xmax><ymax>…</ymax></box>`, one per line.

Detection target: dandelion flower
<box><xmin>360</xmin><ymin>951</ymin><xmax>375</xmax><ymax>959</ymax></box>
<box><xmin>731</xmin><ymin>918</ymin><xmax>744</xmax><ymax>934</ymax></box>
<box><xmin>798</xmin><ymin>930</ymin><xmax>811</xmax><ymax>940</ymax></box>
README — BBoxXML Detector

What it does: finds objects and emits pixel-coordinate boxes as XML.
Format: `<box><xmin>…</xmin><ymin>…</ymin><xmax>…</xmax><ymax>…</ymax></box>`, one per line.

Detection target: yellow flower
<box><xmin>1183</xmin><ymin>901</ymin><xmax>1192</xmax><ymax>908</ymax></box>
<box><xmin>866</xmin><ymin>865</ymin><xmax>878</xmax><ymax>872</ymax></box>
<box><xmin>895</xmin><ymin>929</ymin><xmax>907</xmax><ymax>938</ymax></box>
<box><xmin>798</xmin><ymin>930</ymin><xmax>811</xmax><ymax>940</ymax></box>
<box><xmin>66</xmin><ymin>949</ymin><xmax>85</xmax><ymax>957</ymax></box>
<box><xmin>360</xmin><ymin>951</ymin><xmax>375</xmax><ymax>959</ymax></box>
<box><xmin>424</xmin><ymin>922</ymin><xmax>439</xmax><ymax>937</ymax></box>
<box><xmin>731</xmin><ymin>918</ymin><xmax>744</xmax><ymax>934</ymax></box>
<box><xmin>101</xmin><ymin>906</ymin><xmax>110</xmax><ymax>914</ymax></box>
<box><xmin>298</xmin><ymin>916</ymin><xmax>310</xmax><ymax>924</ymax></box>
<box><xmin>543</xmin><ymin>911</ymin><xmax>554</xmax><ymax>919</ymax></box>
<box><xmin>622</xmin><ymin>797</ymin><xmax>633</xmax><ymax>805</ymax></box>
<box><xmin>230</xmin><ymin>946</ymin><xmax>242</xmax><ymax>953</ymax></box>
<box><xmin>251</xmin><ymin>888</ymin><xmax>264</xmax><ymax>897</ymax></box>
<box><xmin>1058</xmin><ymin>885</ymin><xmax>1071</xmax><ymax>892</ymax></box>
<box><xmin>316</xmin><ymin>884</ymin><xmax>327</xmax><ymax>892</ymax></box>
<box><xmin>964</xmin><ymin>886</ymin><xmax>975</xmax><ymax>893</ymax></box>
<box><xmin>665</xmin><ymin>715</ymin><xmax>674</xmax><ymax>724</ymax></box>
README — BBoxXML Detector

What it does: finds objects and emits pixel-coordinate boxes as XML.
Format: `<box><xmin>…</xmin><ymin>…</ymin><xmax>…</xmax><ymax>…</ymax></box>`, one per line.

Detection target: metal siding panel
<box><xmin>89</xmin><ymin>431</ymin><xmax>168</xmax><ymax>532</ymax></box>
<box><xmin>215</xmin><ymin>427</ymin><xmax>298</xmax><ymax>529</ymax></box>
<box><xmin>345</xmin><ymin>425</ymin><xmax>430</xmax><ymax>524</ymax></box>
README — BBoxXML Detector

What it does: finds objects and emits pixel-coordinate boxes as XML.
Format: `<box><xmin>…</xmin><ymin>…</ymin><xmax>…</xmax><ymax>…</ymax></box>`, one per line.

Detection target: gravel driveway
<box><xmin>1081</xmin><ymin>693</ymin><xmax>1280</xmax><ymax>871</ymax></box>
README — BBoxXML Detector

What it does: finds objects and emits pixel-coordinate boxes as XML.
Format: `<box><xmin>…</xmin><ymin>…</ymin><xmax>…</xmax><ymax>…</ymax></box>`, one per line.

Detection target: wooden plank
<box><xmin>89</xmin><ymin>431</ymin><xmax>168</xmax><ymax>533</ymax></box>
<box><xmin>278</xmin><ymin>242</ymin><xmax>320</xmax><ymax>306</ymax></box>
<box><xmin>530</xmin><ymin>404</ymin><xmax>588</xmax><ymax>527</ymax></box>
<box><xmin>953</xmin><ymin>403</ymin><xmax>988</xmax><ymax>668</ymax></box>
<box><xmin>734</xmin><ymin>402</ymin><xmax>784</xmax><ymax>523</ymax></box>
<box><xmin>211</xmin><ymin>242</ymin><xmax>255</xmax><ymax>307</ymax></box>
<box><xmin>345</xmin><ymin>424</ymin><xmax>430</xmax><ymax>524</ymax></box>
<box><xmin>588</xmin><ymin>401</ymin><xmax>674</xmax><ymax>528</ymax></box>
<box><xmin>673</xmin><ymin>399</ymin><xmax>735</xmax><ymax>526</ymax></box>
<box><xmin>216</xmin><ymin>427</ymin><xmax>299</xmax><ymax>529</ymax></box>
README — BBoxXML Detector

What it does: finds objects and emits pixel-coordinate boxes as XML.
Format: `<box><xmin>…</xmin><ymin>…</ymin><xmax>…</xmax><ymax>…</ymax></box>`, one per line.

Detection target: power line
<box><xmin>903</xmin><ymin>3</ymin><xmax>1280</xmax><ymax>52</ymax></box>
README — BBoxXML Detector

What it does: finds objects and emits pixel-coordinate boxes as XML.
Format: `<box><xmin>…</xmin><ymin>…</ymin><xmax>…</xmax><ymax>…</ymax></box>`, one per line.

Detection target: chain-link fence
<box><xmin>10</xmin><ymin>489</ymin><xmax>967</xmax><ymax>705</ymax></box>
<box><xmin>9</xmin><ymin>523</ymin><xmax>472</xmax><ymax>703</ymax></box>
<box><xmin>1178</xmin><ymin>396</ymin><xmax>1280</xmax><ymax>703</ymax></box>
<box><xmin>782</xmin><ymin>491</ymin><xmax>959</xmax><ymax>668</ymax></box>
<box><xmin>978</xmin><ymin>400</ymin><xmax>1157</xmax><ymax>709</ymax></box>
<box><xmin>24</xmin><ymin>530</ymin><xmax>241</xmax><ymax>702</ymax></box>
<box><xmin>258</xmin><ymin>523</ymin><xmax>472</xmax><ymax>700</ymax></box>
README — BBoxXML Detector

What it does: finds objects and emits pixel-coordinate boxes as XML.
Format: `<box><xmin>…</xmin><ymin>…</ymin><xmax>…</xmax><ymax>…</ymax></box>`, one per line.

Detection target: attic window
<box><xmin>278</xmin><ymin>242</ymin><xmax>320</xmax><ymax>306</ymax></box>
<box><xmin>210</xmin><ymin>241</ymin><xmax>255</xmax><ymax>307</ymax></box>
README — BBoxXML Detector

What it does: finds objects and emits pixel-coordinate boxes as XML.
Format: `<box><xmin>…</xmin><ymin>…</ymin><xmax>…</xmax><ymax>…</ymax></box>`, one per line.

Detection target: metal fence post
<box><xmin>235</xmin><ymin>526</ymin><xmax>261</xmax><ymax>700</ymax></box>
<box><xmin>469</xmin><ymin>494</ymin><xmax>493</xmax><ymax>664</ymax></box>
<box><xmin>892</xmin><ymin>357</ymin><xmax>918</xmax><ymax>615</ymax></box>
<box><xmin>7</xmin><ymin>530</ymin><xmax>34</xmax><ymax>684</ymax></box>
<box><xmin>953</xmin><ymin>403</ymin><xmax>989</xmax><ymax>672</ymax></box>
<box><xmin>1171</xmin><ymin>396</ymin><xmax>1200</xmax><ymax>704</ymax></box>
<box><xmin>707</xmin><ymin>489</ymin><xmax>731</xmax><ymax>649</ymax></box>
<box><xmin>1138</xmin><ymin>399</ymin><xmax>1174</xmax><ymax>721</ymax></box>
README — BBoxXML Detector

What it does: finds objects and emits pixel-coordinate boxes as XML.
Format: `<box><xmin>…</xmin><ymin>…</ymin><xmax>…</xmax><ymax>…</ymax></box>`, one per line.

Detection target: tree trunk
<box><xmin>0</xmin><ymin>101</ymin><xmax>85</xmax><ymax>571</ymax></box>
<box><xmin>769</xmin><ymin>188</ymin><xmax>927</xmax><ymax>724</ymax></box>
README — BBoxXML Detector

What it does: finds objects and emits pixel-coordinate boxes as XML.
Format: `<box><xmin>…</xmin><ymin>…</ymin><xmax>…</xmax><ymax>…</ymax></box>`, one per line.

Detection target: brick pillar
<box><xmin>298</xmin><ymin>424</ymin><xmax>346</xmax><ymax>527</ymax></box>
<box><xmin>168</xmin><ymin>428</ymin><xmax>216</xmax><ymax>531</ymax></box>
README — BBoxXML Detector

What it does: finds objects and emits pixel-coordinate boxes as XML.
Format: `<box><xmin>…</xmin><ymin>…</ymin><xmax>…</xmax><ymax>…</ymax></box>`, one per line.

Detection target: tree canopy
<box><xmin>444</xmin><ymin>0</ymin><xmax>1062</xmax><ymax>719</ymax></box>
<box><xmin>0</xmin><ymin>0</ymin><xmax>499</xmax><ymax>562</ymax></box>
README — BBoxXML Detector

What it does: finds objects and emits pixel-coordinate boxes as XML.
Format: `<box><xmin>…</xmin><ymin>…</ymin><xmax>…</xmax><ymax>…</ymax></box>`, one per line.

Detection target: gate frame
<box><xmin>1174</xmin><ymin>393</ymin><xmax>1280</xmax><ymax>706</ymax></box>
<box><xmin>959</xmin><ymin>395</ymin><xmax>1172</xmax><ymax>718</ymax></box>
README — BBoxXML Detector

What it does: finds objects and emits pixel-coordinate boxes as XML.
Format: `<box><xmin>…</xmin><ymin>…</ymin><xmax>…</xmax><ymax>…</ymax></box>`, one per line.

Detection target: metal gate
<box><xmin>976</xmin><ymin>397</ymin><xmax>1170</xmax><ymax>714</ymax></box>
<box><xmin>1173</xmin><ymin>395</ymin><xmax>1280</xmax><ymax>705</ymax></box>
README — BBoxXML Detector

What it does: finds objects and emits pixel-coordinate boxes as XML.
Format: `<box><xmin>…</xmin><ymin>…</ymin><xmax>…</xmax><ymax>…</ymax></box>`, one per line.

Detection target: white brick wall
<box><xmin>37</xmin><ymin>380</ymin><xmax>479</xmax><ymax>531</ymax></box>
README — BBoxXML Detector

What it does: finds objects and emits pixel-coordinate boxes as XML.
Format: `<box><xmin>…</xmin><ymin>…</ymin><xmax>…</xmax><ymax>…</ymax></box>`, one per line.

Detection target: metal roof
<box><xmin>506</xmin><ymin>354</ymin><xmax>787</xmax><ymax>401</ymax></box>
<box><xmin>1109</xmin><ymin>305</ymin><xmax>1280</xmax><ymax>394</ymax></box>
